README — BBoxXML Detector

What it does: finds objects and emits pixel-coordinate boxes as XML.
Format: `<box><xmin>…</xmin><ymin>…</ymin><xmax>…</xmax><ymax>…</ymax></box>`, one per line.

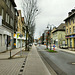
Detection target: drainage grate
<box><xmin>23</xmin><ymin>63</ymin><xmax>25</xmax><ymax>65</ymax></box>
<box><xmin>21</xmin><ymin>65</ymin><xmax>24</xmax><ymax>68</ymax></box>
<box><xmin>20</xmin><ymin>69</ymin><xmax>23</xmax><ymax>72</ymax></box>
<box><xmin>18</xmin><ymin>57</ymin><xmax>27</xmax><ymax>75</ymax></box>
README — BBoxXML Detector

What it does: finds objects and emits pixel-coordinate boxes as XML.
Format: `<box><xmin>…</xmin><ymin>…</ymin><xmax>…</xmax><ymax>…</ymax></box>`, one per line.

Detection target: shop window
<box><xmin>67</xmin><ymin>39</ymin><xmax>68</xmax><ymax>46</ymax></box>
<box><xmin>7</xmin><ymin>36</ymin><xmax>11</xmax><ymax>47</ymax></box>
<box><xmin>3</xmin><ymin>35</ymin><xmax>5</xmax><ymax>46</ymax></box>
<box><xmin>70</xmin><ymin>38</ymin><xmax>72</xmax><ymax>47</ymax></box>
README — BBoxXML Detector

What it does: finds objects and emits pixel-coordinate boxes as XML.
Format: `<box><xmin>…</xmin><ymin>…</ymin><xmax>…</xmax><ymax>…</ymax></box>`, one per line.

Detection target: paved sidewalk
<box><xmin>0</xmin><ymin>47</ymin><xmax>25</xmax><ymax>59</ymax></box>
<box><xmin>56</xmin><ymin>47</ymin><xmax>75</xmax><ymax>54</ymax></box>
<box><xmin>23</xmin><ymin>45</ymin><xmax>51</xmax><ymax>75</ymax></box>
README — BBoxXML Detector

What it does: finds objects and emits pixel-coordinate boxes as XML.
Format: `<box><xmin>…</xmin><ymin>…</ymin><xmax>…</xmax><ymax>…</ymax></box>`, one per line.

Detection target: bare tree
<box><xmin>22</xmin><ymin>0</ymin><xmax>39</xmax><ymax>35</ymax></box>
<box><xmin>22</xmin><ymin>0</ymin><xmax>39</xmax><ymax>50</ymax></box>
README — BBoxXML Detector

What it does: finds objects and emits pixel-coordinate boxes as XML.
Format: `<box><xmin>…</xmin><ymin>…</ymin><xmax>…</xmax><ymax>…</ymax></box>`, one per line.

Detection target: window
<box><xmin>8</xmin><ymin>0</ymin><xmax>10</xmax><ymax>8</ymax></box>
<box><xmin>2</xmin><ymin>9</ymin><xmax>4</xmax><ymax>20</ymax></box>
<box><xmin>73</xmin><ymin>18</ymin><xmax>74</xmax><ymax>24</ymax></box>
<box><xmin>8</xmin><ymin>14</ymin><xmax>9</xmax><ymax>23</ymax></box>
<box><xmin>11</xmin><ymin>5</ymin><xmax>14</xmax><ymax>13</ymax></box>
<box><xmin>67</xmin><ymin>29</ymin><xmax>68</xmax><ymax>34</ymax></box>
<box><xmin>66</xmin><ymin>21</ymin><xmax>68</xmax><ymax>26</ymax></box>
<box><xmin>10</xmin><ymin>18</ymin><xmax>13</xmax><ymax>26</ymax></box>
<box><xmin>70</xmin><ymin>38</ymin><xmax>72</xmax><ymax>47</ymax></box>
<box><xmin>69</xmin><ymin>19</ymin><xmax>71</xmax><ymax>25</ymax></box>
<box><xmin>6</xmin><ymin>0</ymin><xmax>8</xmax><ymax>5</ymax></box>
<box><xmin>74</xmin><ymin>17</ymin><xmax>75</xmax><ymax>23</ymax></box>
<box><xmin>73</xmin><ymin>26</ymin><xmax>75</xmax><ymax>33</ymax></box>
<box><xmin>70</xmin><ymin>28</ymin><xmax>71</xmax><ymax>34</ymax></box>
<box><xmin>6</xmin><ymin>13</ymin><xmax>8</xmax><ymax>22</ymax></box>
<box><xmin>3</xmin><ymin>35</ymin><xmax>5</xmax><ymax>46</ymax></box>
<box><xmin>63</xmin><ymin>26</ymin><xmax>65</xmax><ymax>30</ymax></box>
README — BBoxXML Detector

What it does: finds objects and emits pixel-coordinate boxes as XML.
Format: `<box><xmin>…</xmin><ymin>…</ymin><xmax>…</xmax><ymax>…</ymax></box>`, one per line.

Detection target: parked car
<box><xmin>60</xmin><ymin>44</ymin><xmax>68</xmax><ymax>49</ymax></box>
<box><xmin>29</xmin><ymin>43</ymin><xmax>33</xmax><ymax>47</ymax></box>
<box><xmin>34</xmin><ymin>43</ymin><xmax>37</xmax><ymax>46</ymax></box>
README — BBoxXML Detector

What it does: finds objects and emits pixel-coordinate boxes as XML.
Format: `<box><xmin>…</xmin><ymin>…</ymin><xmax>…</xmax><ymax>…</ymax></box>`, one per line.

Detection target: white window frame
<box><xmin>8</xmin><ymin>14</ymin><xmax>9</xmax><ymax>23</ymax></box>
<box><xmin>2</xmin><ymin>9</ymin><xmax>4</xmax><ymax>20</ymax></box>
<box><xmin>6</xmin><ymin>13</ymin><xmax>8</xmax><ymax>22</ymax></box>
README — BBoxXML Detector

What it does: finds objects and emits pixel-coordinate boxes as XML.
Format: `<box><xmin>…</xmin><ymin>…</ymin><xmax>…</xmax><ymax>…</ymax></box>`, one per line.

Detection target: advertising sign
<box><xmin>0</xmin><ymin>16</ymin><xmax>2</xmax><ymax>26</ymax></box>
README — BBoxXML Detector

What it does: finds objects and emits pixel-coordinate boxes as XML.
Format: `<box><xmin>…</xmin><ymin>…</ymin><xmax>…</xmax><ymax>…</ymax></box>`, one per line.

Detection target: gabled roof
<box><xmin>57</xmin><ymin>23</ymin><xmax>65</xmax><ymax>30</ymax></box>
<box><xmin>64</xmin><ymin>12</ymin><xmax>75</xmax><ymax>21</ymax></box>
<box><xmin>52</xmin><ymin>23</ymin><xmax>65</xmax><ymax>33</ymax></box>
<box><xmin>64</xmin><ymin>9</ymin><xmax>75</xmax><ymax>21</ymax></box>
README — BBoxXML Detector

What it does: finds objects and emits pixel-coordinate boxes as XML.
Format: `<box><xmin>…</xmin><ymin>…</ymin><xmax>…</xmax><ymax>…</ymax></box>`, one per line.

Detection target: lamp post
<box><xmin>47</xmin><ymin>24</ymin><xmax>55</xmax><ymax>50</ymax></box>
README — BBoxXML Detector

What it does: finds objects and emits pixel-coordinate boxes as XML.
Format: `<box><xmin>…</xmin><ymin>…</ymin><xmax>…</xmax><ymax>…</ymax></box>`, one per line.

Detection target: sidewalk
<box><xmin>56</xmin><ymin>47</ymin><xmax>75</xmax><ymax>54</ymax></box>
<box><xmin>0</xmin><ymin>47</ymin><xmax>25</xmax><ymax>59</ymax></box>
<box><xmin>22</xmin><ymin>45</ymin><xmax>51</xmax><ymax>75</ymax></box>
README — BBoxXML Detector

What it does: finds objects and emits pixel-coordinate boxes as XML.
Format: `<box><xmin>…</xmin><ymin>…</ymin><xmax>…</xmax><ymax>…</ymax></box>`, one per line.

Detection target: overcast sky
<box><xmin>15</xmin><ymin>0</ymin><xmax>75</xmax><ymax>39</ymax></box>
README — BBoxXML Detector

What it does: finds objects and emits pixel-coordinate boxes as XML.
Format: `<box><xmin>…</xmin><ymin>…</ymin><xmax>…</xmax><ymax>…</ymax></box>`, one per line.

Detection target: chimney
<box><xmin>71</xmin><ymin>9</ymin><xmax>75</xmax><ymax>13</ymax></box>
<box><xmin>68</xmin><ymin>12</ymin><xmax>72</xmax><ymax>16</ymax></box>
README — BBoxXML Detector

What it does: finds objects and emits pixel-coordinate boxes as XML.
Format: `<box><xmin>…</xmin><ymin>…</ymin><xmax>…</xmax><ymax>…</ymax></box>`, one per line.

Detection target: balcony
<box><xmin>2</xmin><ymin>20</ymin><xmax>13</xmax><ymax>29</ymax></box>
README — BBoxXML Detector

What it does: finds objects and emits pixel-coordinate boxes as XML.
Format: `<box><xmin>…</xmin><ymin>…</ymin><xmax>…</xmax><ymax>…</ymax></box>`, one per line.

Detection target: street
<box><xmin>37</xmin><ymin>45</ymin><xmax>75</xmax><ymax>75</ymax></box>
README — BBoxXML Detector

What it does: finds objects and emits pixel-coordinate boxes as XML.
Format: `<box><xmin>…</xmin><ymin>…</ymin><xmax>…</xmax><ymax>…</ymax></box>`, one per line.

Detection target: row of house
<box><xmin>40</xmin><ymin>8</ymin><xmax>75</xmax><ymax>49</ymax></box>
<box><xmin>0</xmin><ymin>0</ymin><xmax>26</xmax><ymax>52</ymax></box>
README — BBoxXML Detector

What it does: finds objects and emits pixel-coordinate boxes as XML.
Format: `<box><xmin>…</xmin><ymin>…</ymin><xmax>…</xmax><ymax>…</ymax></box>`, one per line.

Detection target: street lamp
<box><xmin>47</xmin><ymin>24</ymin><xmax>55</xmax><ymax>50</ymax></box>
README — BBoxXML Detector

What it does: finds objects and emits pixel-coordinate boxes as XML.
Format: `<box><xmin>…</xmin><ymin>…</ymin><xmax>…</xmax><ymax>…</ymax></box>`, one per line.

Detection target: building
<box><xmin>0</xmin><ymin>0</ymin><xmax>17</xmax><ymax>52</ymax></box>
<box><xmin>44</xmin><ymin>30</ymin><xmax>49</xmax><ymax>45</ymax></box>
<box><xmin>52</xmin><ymin>23</ymin><xmax>65</xmax><ymax>47</ymax></box>
<box><xmin>14</xmin><ymin>10</ymin><xmax>26</xmax><ymax>48</ymax></box>
<box><xmin>64</xmin><ymin>9</ymin><xmax>75</xmax><ymax>48</ymax></box>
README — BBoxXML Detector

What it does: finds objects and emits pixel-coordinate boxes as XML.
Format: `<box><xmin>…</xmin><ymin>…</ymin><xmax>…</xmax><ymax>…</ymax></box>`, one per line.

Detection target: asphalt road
<box><xmin>37</xmin><ymin>45</ymin><xmax>75</xmax><ymax>75</ymax></box>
